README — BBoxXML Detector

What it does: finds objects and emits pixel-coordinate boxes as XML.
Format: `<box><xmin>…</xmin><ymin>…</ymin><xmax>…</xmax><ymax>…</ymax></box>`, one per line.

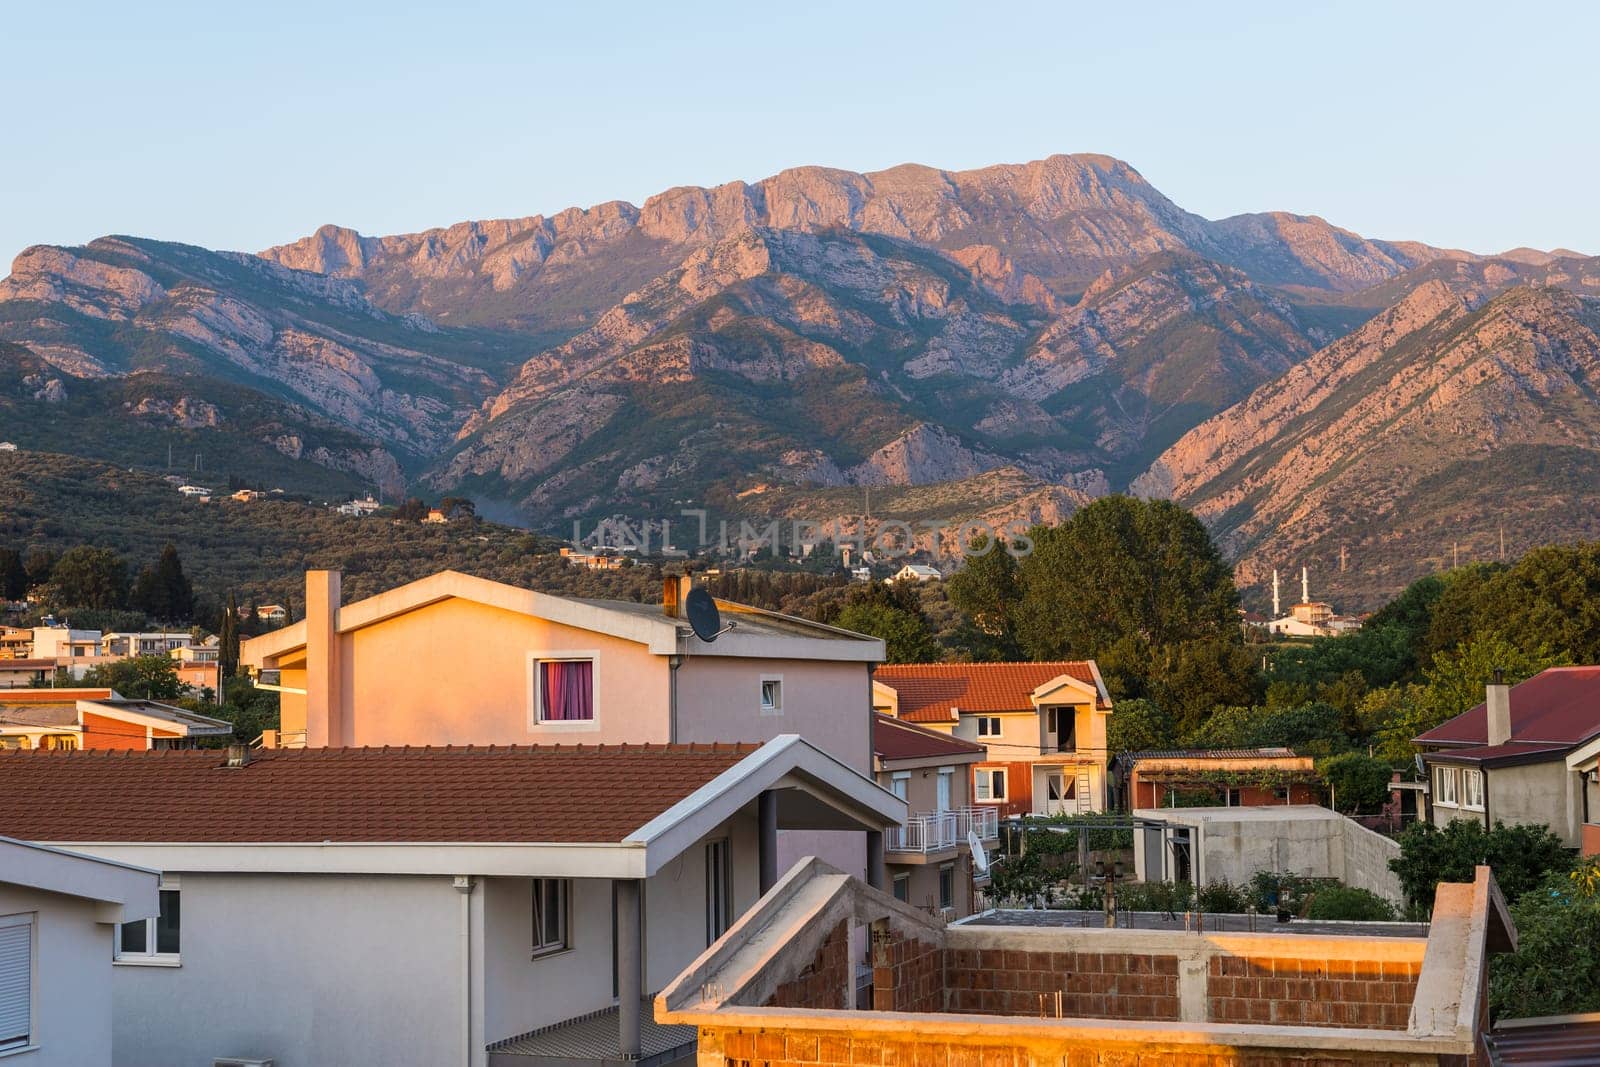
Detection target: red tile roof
<box><xmin>873</xmin><ymin>661</ymin><xmax>1107</xmax><ymax>723</ymax></box>
<box><xmin>0</xmin><ymin>743</ymin><xmax>757</xmax><ymax>844</ymax></box>
<box><xmin>1415</xmin><ymin>666</ymin><xmax>1600</xmax><ymax>749</ymax></box>
<box><xmin>872</xmin><ymin>714</ymin><xmax>984</xmax><ymax>763</ymax></box>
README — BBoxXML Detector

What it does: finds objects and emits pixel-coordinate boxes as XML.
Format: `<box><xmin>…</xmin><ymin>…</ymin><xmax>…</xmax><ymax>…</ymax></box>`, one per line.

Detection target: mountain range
<box><xmin>2</xmin><ymin>153</ymin><xmax>1597</xmax><ymax>608</ymax></box>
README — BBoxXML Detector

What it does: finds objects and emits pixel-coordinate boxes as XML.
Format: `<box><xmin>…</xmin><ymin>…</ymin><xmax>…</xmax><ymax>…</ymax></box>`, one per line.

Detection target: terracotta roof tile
<box><xmin>1415</xmin><ymin>666</ymin><xmax>1600</xmax><ymax>749</ymax></box>
<box><xmin>0</xmin><ymin>743</ymin><xmax>758</xmax><ymax>845</ymax></box>
<box><xmin>872</xmin><ymin>714</ymin><xmax>984</xmax><ymax>763</ymax></box>
<box><xmin>873</xmin><ymin>661</ymin><xmax>1107</xmax><ymax>723</ymax></box>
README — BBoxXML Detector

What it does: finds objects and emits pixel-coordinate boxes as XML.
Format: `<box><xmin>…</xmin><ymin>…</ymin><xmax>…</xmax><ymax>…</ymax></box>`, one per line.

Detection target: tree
<box><xmin>1476</xmin><ymin>543</ymin><xmax>1600</xmax><ymax>664</ymax></box>
<box><xmin>1135</xmin><ymin>637</ymin><xmax>1264</xmax><ymax>737</ymax></box>
<box><xmin>79</xmin><ymin>655</ymin><xmax>183</xmax><ymax>701</ymax></box>
<box><xmin>1106</xmin><ymin>698</ymin><xmax>1175</xmax><ymax>757</ymax></box>
<box><xmin>833</xmin><ymin>601</ymin><xmax>940</xmax><ymax>664</ymax></box>
<box><xmin>1014</xmin><ymin>497</ymin><xmax>1239</xmax><ymax>659</ymax></box>
<box><xmin>0</xmin><ymin>548</ymin><xmax>25</xmax><ymax>600</ymax></box>
<box><xmin>23</xmin><ymin>549</ymin><xmax>57</xmax><ymax>588</ymax></box>
<box><xmin>946</xmin><ymin>536</ymin><xmax>1024</xmax><ymax>661</ymax></box>
<box><xmin>219</xmin><ymin>591</ymin><xmax>240</xmax><ymax>680</ymax></box>
<box><xmin>1489</xmin><ymin>860</ymin><xmax>1600</xmax><ymax>1018</ymax></box>
<box><xmin>49</xmin><ymin>545</ymin><xmax>129</xmax><ymax>610</ymax></box>
<box><xmin>1184</xmin><ymin>701</ymin><xmax>1346</xmax><ymax>756</ymax></box>
<box><xmin>1390</xmin><ymin>820</ymin><xmax>1574</xmax><ymax>910</ymax></box>
<box><xmin>130</xmin><ymin>544</ymin><xmax>194</xmax><ymax>623</ymax></box>
<box><xmin>1406</xmin><ymin>633</ymin><xmax>1568</xmax><ymax>741</ymax></box>
<box><xmin>1316</xmin><ymin>752</ymin><xmax>1392</xmax><ymax>814</ymax></box>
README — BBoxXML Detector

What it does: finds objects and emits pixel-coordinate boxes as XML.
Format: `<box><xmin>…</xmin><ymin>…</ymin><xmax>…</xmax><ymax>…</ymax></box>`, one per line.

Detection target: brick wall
<box><xmin>767</xmin><ymin>921</ymin><xmax>850</xmax><ymax>1010</ymax></box>
<box><xmin>871</xmin><ymin>927</ymin><xmax>943</xmax><ymax>1013</ymax></box>
<box><xmin>943</xmin><ymin>947</ymin><xmax>1181</xmax><ymax>1021</ymax></box>
<box><xmin>702</xmin><ymin>1023</ymin><xmax>1440</xmax><ymax>1067</ymax></box>
<box><xmin>1206</xmin><ymin>955</ymin><xmax>1419</xmax><ymax>1029</ymax></box>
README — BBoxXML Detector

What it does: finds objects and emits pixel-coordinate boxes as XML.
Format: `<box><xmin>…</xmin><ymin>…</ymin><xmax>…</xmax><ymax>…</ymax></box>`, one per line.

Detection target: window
<box><xmin>1223</xmin><ymin>787</ymin><xmax>1243</xmax><ymax>807</ymax></box>
<box><xmin>976</xmin><ymin>717</ymin><xmax>1001</xmax><ymax>737</ymax></box>
<box><xmin>760</xmin><ymin>676</ymin><xmax>783</xmax><ymax>716</ymax></box>
<box><xmin>117</xmin><ymin>883</ymin><xmax>180</xmax><ymax>963</ymax></box>
<box><xmin>0</xmin><ymin>914</ymin><xmax>31</xmax><ymax>1053</ymax></box>
<box><xmin>532</xmin><ymin>878</ymin><xmax>570</xmax><ymax>957</ymax></box>
<box><xmin>974</xmin><ymin>768</ymin><xmax>1006</xmax><ymax>802</ymax></box>
<box><xmin>889</xmin><ymin>772</ymin><xmax>909</xmax><ymax>801</ymax></box>
<box><xmin>1433</xmin><ymin>764</ymin><xmax>1458</xmax><ymax>806</ymax></box>
<box><xmin>938</xmin><ymin>864</ymin><xmax>955</xmax><ymax>910</ymax></box>
<box><xmin>892</xmin><ymin>874</ymin><xmax>910</xmax><ymax>903</ymax></box>
<box><xmin>529</xmin><ymin>653</ymin><xmax>598</xmax><ymax>727</ymax></box>
<box><xmin>1462</xmin><ymin>768</ymin><xmax>1485</xmax><ymax>810</ymax></box>
<box><xmin>935</xmin><ymin>768</ymin><xmax>953</xmax><ymax>812</ymax></box>
<box><xmin>706</xmin><ymin>838</ymin><xmax>732</xmax><ymax>945</ymax></box>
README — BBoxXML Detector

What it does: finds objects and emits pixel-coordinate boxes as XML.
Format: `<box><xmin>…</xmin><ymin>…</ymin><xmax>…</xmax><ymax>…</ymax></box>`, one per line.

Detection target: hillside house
<box><xmin>890</xmin><ymin>564</ymin><xmax>941</xmax><ymax>583</ymax></box>
<box><xmin>0</xmin><ymin>836</ymin><xmax>160</xmax><ymax>1067</ymax></box>
<box><xmin>1112</xmin><ymin>748</ymin><xmax>1319</xmax><ymax>811</ymax></box>
<box><xmin>424</xmin><ymin>507</ymin><xmax>449</xmax><ymax>523</ymax></box>
<box><xmin>99</xmin><ymin>632</ymin><xmax>194</xmax><ymax>658</ymax></box>
<box><xmin>30</xmin><ymin>626</ymin><xmax>100</xmax><ymax>662</ymax></box>
<box><xmin>0</xmin><ymin>737</ymin><xmax>904</xmax><ymax>1067</ymax></box>
<box><xmin>872</xmin><ymin>661</ymin><xmax>1113</xmax><ymax>818</ymax></box>
<box><xmin>0</xmin><ymin>628</ymin><xmax>33</xmax><ymax>659</ymax></box>
<box><xmin>242</xmin><ymin>569</ymin><xmax>886</xmax><ymax>877</ymax></box>
<box><xmin>253</xmin><ymin>604</ymin><xmax>287</xmax><ymax>625</ymax></box>
<box><xmin>0</xmin><ymin>690</ymin><xmax>232</xmax><ymax>750</ymax></box>
<box><xmin>872</xmin><ymin>714</ymin><xmax>995</xmax><ymax>919</ymax></box>
<box><xmin>1416</xmin><ymin>667</ymin><xmax>1600</xmax><ymax>852</ymax></box>
<box><xmin>229</xmin><ymin>489</ymin><xmax>263</xmax><ymax>502</ymax></box>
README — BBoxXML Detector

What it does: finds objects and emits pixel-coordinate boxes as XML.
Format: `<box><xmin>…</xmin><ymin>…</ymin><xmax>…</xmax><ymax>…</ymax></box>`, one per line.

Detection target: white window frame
<box><xmin>938</xmin><ymin>863</ymin><xmax>955</xmax><ymax>910</ymax></box>
<box><xmin>1433</xmin><ymin>764</ymin><xmax>1458</xmax><ymax>807</ymax></box>
<box><xmin>974</xmin><ymin>767</ymin><xmax>1007</xmax><ymax>803</ymax></box>
<box><xmin>759</xmin><ymin>675</ymin><xmax>783</xmax><ymax>717</ymax></box>
<box><xmin>889</xmin><ymin>772</ymin><xmax>910</xmax><ymax>801</ymax></box>
<box><xmin>526</xmin><ymin>650</ymin><xmax>601</xmax><ymax>732</ymax></box>
<box><xmin>114</xmin><ymin>877</ymin><xmax>181</xmax><ymax>967</ymax></box>
<box><xmin>0</xmin><ymin>913</ymin><xmax>34</xmax><ymax>1055</ymax></box>
<box><xmin>936</xmin><ymin>767</ymin><xmax>953</xmax><ymax>812</ymax></box>
<box><xmin>976</xmin><ymin>716</ymin><xmax>1002</xmax><ymax>738</ymax></box>
<box><xmin>531</xmin><ymin>878</ymin><xmax>571</xmax><ymax>959</ymax></box>
<box><xmin>1461</xmin><ymin>768</ymin><xmax>1485</xmax><ymax>811</ymax></box>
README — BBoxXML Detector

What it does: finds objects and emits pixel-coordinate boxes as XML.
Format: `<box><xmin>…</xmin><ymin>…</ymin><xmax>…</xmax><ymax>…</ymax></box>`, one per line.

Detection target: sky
<box><xmin>3</xmin><ymin>1</ymin><xmax>1596</xmax><ymax>268</ymax></box>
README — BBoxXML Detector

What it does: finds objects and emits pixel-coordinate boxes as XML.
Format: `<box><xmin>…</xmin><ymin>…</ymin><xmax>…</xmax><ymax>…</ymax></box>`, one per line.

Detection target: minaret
<box><xmin>1272</xmin><ymin>570</ymin><xmax>1281</xmax><ymax>618</ymax></box>
<box><xmin>1301</xmin><ymin>566</ymin><xmax>1310</xmax><ymax>604</ymax></box>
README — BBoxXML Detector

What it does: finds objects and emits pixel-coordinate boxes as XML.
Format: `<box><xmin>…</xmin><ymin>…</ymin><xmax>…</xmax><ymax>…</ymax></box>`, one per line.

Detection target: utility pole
<box><xmin>1499</xmin><ymin>525</ymin><xmax>1506</xmax><ymax>561</ymax></box>
<box><xmin>1339</xmin><ymin>544</ymin><xmax>1347</xmax><ymax>573</ymax></box>
<box><xmin>1453</xmin><ymin>542</ymin><xmax>1459</xmax><ymax>569</ymax></box>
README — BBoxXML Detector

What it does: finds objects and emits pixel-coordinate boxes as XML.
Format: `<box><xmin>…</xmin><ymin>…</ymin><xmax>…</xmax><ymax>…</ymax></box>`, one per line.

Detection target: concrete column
<box><xmin>758</xmin><ymin>790</ymin><xmax>779</xmax><ymax>895</ymax></box>
<box><xmin>866</xmin><ymin>830</ymin><xmax>886</xmax><ymax>891</ymax></box>
<box><xmin>616</xmin><ymin>879</ymin><xmax>643</xmax><ymax>1058</ymax></box>
<box><xmin>304</xmin><ymin>569</ymin><xmax>342</xmax><ymax>747</ymax></box>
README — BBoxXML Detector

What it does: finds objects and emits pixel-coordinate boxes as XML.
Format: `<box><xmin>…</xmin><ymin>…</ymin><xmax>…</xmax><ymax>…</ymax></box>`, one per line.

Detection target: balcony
<box><xmin>886</xmin><ymin>807</ymin><xmax>999</xmax><ymax>855</ymax></box>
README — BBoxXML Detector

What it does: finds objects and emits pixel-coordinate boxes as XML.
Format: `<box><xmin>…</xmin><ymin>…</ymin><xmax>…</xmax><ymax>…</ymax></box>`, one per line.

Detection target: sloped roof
<box><xmin>1415</xmin><ymin>666</ymin><xmax>1600</xmax><ymax>750</ymax></box>
<box><xmin>873</xmin><ymin>661</ymin><xmax>1109</xmax><ymax>723</ymax></box>
<box><xmin>0</xmin><ymin>743</ymin><xmax>759</xmax><ymax>844</ymax></box>
<box><xmin>872</xmin><ymin>713</ymin><xmax>984</xmax><ymax>764</ymax></box>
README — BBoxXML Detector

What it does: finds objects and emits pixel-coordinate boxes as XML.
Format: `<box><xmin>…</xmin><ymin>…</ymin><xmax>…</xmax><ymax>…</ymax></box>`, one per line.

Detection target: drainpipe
<box><xmin>455</xmin><ymin>876</ymin><xmax>475</xmax><ymax>1067</ymax></box>
<box><xmin>668</xmin><ymin>654</ymin><xmax>682</xmax><ymax>743</ymax></box>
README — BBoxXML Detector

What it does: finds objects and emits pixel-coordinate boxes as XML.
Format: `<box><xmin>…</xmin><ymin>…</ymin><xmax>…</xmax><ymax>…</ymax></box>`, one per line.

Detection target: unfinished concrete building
<box><xmin>656</xmin><ymin>858</ymin><xmax>1515</xmax><ymax>1066</ymax></box>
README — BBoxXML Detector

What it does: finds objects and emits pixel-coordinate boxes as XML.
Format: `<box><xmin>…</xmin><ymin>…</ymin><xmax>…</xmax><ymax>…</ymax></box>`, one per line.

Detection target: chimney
<box><xmin>305</xmin><ymin>570</ymin><xmax>342</xmax><ymax>747</ymax></box>
<box><xmin>663</xmin><ymin>575</ymin><xmax>692</xmax><ymax>618</ymax></box>
<box><xmin>1486</xmin><ymin>669</ymin><xmax>1512</xmax><ymax>747</ymax></box>
<box><xmin>225</xmin><ymin>743</ymin><xmax>251</xmax><ymax>768</ymax></box>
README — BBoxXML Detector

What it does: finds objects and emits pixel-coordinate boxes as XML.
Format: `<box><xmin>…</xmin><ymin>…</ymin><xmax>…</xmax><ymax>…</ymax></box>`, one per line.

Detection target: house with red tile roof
<box><xmin>871</xmin><ymin>661</ymin><xmax>1112</xmax><ymax>819</ymax></box>
<box><xmin>871</xmin><ymin>714</ymin><xmax>995</xmax><ymax>918</ymax></box>
<box><xmin>1415</xmin><ymin>667</ymin><xmax>1600</xmax><ymax>852</ymax></box>
<box><xmin>0</xmin><ymin>689</ymin><xmax>232</xmax><ymax>751</ymax></box>
<box><xmin>0</xmin><ymin>734</ymin><xmax>905</xmax><ymax>1067</ymax></box>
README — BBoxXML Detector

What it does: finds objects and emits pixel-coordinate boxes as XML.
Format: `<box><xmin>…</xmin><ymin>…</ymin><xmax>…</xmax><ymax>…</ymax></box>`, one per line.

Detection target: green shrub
<box><xmin>1304</xmin><ymin>885</ymin><xmax>1398</xmax><ymax>922</ymax></box>
<box><xmin>1489</xmin><ymin>860</ymin><xmax>1600</xmax><ymax>1019</ymax></box>
<box><xmin>1196</xmin><ymin>879</ymin><xmax>1250</xmax><ymax>913</ymax></box>
<box><xmin>1316</xmin><ymin>751</ymin><xmax>1393</xmax><ymax>814</ymax></box>
<box><xmin>1390</xmin><ymin>820</ymin><xmax>1574</xmax><ymax>908</ymax></box>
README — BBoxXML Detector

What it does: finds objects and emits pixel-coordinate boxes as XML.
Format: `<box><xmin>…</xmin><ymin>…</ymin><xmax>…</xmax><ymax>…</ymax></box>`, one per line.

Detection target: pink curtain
<box><xmin>541</xmin><ymin>661</ymin><xmax>594</xmax><ymax>721</ymax></box>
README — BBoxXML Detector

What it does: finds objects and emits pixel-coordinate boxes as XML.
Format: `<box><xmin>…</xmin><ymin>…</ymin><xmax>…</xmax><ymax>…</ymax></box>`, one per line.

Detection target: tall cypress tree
<box><xmin>220</xmin><ymin>591</ymin><xmax>240</xmax><ymax>680</ymax></box>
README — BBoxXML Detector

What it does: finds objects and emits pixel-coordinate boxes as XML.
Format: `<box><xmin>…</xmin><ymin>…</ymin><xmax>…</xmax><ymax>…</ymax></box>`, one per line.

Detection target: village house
<box><xmin>872</xmin><ymin>662</ymin><xmax>1113</xmax><ymax>818</ymax></box>
<box><xmin>872</xmin><ymin>714</ymin><xmax>995</xmax><ymax>919</ymax></box>
<box><xmin>0</xmin><ymin>627</ymin><xmax>33</xmax><ymax>659</ymax></box>
<box><xmin>30</xmin><ymin>625</ymin><xmax>100</xmax><ymax>663</ymax></box>
<box><xmin>1111</xmin><ymin>748</ymin><xmax>1320</xmax><ymax>811</ymax></box>
<box><xmin>334</xmin><ymin>495</ymin><xmax>384</xmax><ymax>517</ymax></box>
<box><xmin>653</xmin><ymin>857</ymin><xmax>1516</xmax><ymax>1067</ymax></box>
<box><xmin>0</xmin><ymin>660</ymin><xmax>54</xmax><ymax>690</ymax></box>
<box><xmin>0</xmin><ymin>737</ymin><xmax>904</xmax><ymax>1067</ymax></box>
<box><xmin>0</xmin><ymin>835</ymin><xmax>160</xmax><ymax>1067</ymax></box>
<box><xmin>424</xmin><ymin>507</ymin><xmax>450</xmax><ymax>524</ymax></box>
<box><xmin>99</xmin><ymin>631</ymin><xmax>194</xmax><ymax>658</ymax></box>
<box><xmin>1416</xmin><ymin>667</ymin><xmax>1600</xmax><ymax>853</ymax></box>
<box><xmin>229</xmin><ymin>488</ymin><xmax>263</xmax><ymax>502</ymax></box>
<box><xmin>253</xmin><ymin>603</ymin><xmax>287</xmax><ymax>625</ymax></box>
<box><xmin>242</xmin><ymin>569</ymin><xmax>886</xmax><ymax>877</ymax></box>
<box><xmin>0</xmin><ymin>689</ymin><xmax>232</xmax><ymax>750</ymax></box>
<box><xmin>890</xmin><ymin>563</ymin><xmax>941</xmax><ymax>583</ymax></box>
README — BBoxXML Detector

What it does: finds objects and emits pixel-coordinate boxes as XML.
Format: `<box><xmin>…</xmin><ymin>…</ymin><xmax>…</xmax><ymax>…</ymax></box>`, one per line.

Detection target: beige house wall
<box><xmin>675</xmin><ymin>657</ymin><xmax>873</xmax><ymax>772</ymax></box>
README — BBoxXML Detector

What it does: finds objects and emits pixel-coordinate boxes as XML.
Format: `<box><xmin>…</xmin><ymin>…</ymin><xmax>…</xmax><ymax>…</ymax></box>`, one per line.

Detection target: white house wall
<box><xmin>0</xmin><ymin>885</ymin><xmax>116</xmax><ymax>1067</ymax></box>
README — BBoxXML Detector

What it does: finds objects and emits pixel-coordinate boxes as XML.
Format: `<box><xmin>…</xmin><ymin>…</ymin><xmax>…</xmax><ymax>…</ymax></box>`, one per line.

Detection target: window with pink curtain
<box><xmin>538</xmin><ymin>660</ymin><xmax>595</xmax><ymax>721</ymax></box>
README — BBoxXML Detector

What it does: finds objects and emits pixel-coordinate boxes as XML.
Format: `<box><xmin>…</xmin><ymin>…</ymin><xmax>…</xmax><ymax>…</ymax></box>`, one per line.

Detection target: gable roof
<box><xmin>0</xmin><ymin>697</ymin><xmax>232</xmax><ymax>739</ymax></box>
<box><xmin>873</xmin><ymin>661</ymin><xmax>1110</xmax><ymax>723</ymax></box>
<box><xmin>872</xmin><ymin>713</ymin><xmax>984</xmax><ymax>765</ymax></box>
<box><xmin>1415</xmin><ymin>666</ymin><xmax>1600</xmax><ymax>751</ymax></box>
<box><xmin>0</xmin><ymin>835</ymin><xmax>159</xmax><ymax>922</ymax></box>
<box><xmin>242</xmin><ymin>570</ymin><xmax>884</xmax><ymax>665</ymax></box>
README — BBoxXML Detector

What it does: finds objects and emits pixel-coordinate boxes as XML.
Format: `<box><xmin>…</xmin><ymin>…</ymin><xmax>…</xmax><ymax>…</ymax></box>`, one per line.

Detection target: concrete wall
<box><xmin>0</xmin><ymin>885</ymin><xmax>116</xmax><ymax>1067</ymax></box>
<box><xmin>1488</xmin><ymin>761</ymin><xmax>1580</xmax><ymax>845</ymax></box>
<box><xmin>111</xmin><ymin>873</ymin><xmax>464</xmax><ymax>1067</ymax></box>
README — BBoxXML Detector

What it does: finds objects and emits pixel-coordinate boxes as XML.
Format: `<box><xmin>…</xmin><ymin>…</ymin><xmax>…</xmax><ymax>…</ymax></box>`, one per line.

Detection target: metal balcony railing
<box><xmin>885</xmin><ymin>807</ymin><xmax>999</xmax><ymax>853</ymax></box>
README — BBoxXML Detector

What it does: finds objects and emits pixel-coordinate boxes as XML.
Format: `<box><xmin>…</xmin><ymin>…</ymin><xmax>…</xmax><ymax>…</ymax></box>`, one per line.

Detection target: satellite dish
<box><xmin>968</xmin><ymin>829</ymin><xmax>989</xmax><ymax>874</ymax></box>
<box><xmin>684</xmin><ymin>587</ymin><xmax>734</xmax><ymax>642</ymax></box>
<box><xmin>1414</xmin><ymin>753</ymin><xmax>1426</xmax><ymax>778</ymax></box>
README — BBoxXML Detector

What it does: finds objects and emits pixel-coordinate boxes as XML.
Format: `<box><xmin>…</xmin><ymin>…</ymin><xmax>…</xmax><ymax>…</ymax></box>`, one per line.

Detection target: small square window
<box><xmin>976</xmin><ymin>717</ymin><xmax>1001</xmax><ymax>737</ymax></box>
<box><xmin>760</xmin><ymin>677</ymin><xmax>783</xmax><ymax>715</ymax></box>
<box><xmin>974</xmin><ymin>768</ymin><xmax>1007</xmax><ymax>802</ymax></box>
<box><xmin>117</xmin><ymin>885</ymin><xmax>180</xmax><ymax>963</ymax></box>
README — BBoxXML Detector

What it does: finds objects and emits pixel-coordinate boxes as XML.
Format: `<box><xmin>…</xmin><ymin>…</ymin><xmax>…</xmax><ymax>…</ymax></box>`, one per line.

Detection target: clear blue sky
<box><xmin>3</xmin><ymin>1</ymin><xmax>1595</xmax><ymax>268</ymax></box>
